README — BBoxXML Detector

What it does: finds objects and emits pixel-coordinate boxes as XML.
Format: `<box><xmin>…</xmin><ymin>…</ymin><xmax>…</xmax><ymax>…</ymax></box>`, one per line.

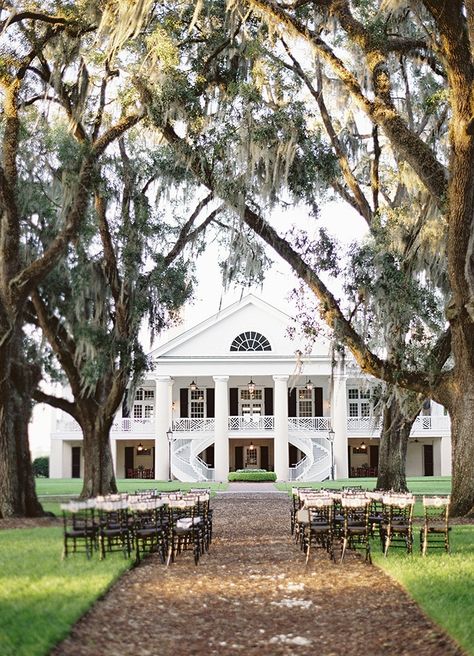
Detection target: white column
<box><xmin>110</xmin><ymin>438</ymin><xmax>117</xmax><ymax>477</ymax></box>
<box><xmin>213</xmin><ymin>376</ymin><xmax>229</xmax><ymax>482</ymax></box>
<box><xmin>49</xmin><ymin>438</ymin><xmax>63</xmax><ymax>478</ymax></box>
<box><xmin>273</xmin><ymin>375</ymin><xmax>289</xmax><ymax>481</ymax></box>
<box><xmin>155</xmin><ymin>376</ymin><xmax>172</xmax><ymax>480</ymax></box>
<box><xmin>330</xmin><ymin>364</ymin><xmax>348</xmax><ymax>479</ymax></box>
<box><xmin>440</xmin><ymin>435</ymin><xmax>452</xmax><ymax>476</ymax></box>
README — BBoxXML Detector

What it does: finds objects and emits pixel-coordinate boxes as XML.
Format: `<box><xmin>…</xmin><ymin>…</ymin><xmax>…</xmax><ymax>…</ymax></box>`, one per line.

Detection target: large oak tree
<box><xmin>126</xmin><ymin>0</ymin><xmax>472</xmax><ymax>514</ymax></box>
<box><xmin>0</xmin><ymin>4</ymin><xmax>142</xmax><ymax>516</ymax></box>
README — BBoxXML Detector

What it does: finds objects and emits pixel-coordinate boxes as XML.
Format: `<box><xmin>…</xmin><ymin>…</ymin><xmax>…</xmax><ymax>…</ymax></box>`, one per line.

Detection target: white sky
<box><xmin>29</xmin><ymin>201</ymin><xmax>368</xmax><ymax>457</ymax></box>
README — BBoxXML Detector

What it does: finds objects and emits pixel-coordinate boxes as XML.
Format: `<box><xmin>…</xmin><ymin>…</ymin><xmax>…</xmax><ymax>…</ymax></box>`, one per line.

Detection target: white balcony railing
<box><xmin>172</xmin><ymin>418</ymin><xmax>215</xmax><ymax>433</ymax></box>
<box><xmin>228</xmin><ymin>415</ymin><xmax>274</xmax><ymax>431</ymax></box>
<box><xmin>346</xmin><ymin>417</ymin><xmax>380</xmax><ymax>433</ymax></box>
<box><xmin>347</xmin><ymin>415</ymin><xmax>451</xmax><ymax>435</ymax></box>
<box><xmin>55</xmin><ymin>417</ymin><xmax>155</xmax><ymax>434</ymax></box>
<box><xmin>112</xmin><ymin>418</ymin><xmax>154</xmax><ymax>433</ymax></box>
<box><xmin>411</xmin><ymin>415</ymin><xmax>451</xmax><ymax>434</ymax></box>
<box><xmin>288</xmin><ymin>417</ymin><xmax>331</xmax><ymax>431</ymax></box>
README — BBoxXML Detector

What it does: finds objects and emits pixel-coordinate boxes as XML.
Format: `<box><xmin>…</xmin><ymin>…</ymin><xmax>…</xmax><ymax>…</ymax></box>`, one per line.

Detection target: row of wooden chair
<box><xmin>294</xmin><ymin>493</ymin><xmax>372</xmax><ymax>564</ymax></box>
<box><xmin>61</xmin><ymin>490</ymin><xmax>213</xmax><ymax>566</ymax></box>
<box><xmin>291</xmin><ymin>488</ymin><xmax>451</xmax><ymax>562</ymax></box>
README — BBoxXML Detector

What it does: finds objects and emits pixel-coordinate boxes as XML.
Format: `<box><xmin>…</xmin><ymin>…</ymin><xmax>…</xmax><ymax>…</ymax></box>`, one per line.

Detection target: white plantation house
<box><xmin>49</xmin><ymin>295</ymin><xmax>452</xmax><ymax>482</ymax></box>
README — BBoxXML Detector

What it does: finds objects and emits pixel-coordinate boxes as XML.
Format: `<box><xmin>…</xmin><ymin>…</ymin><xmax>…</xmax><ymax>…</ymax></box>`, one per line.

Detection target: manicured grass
<box><xmin>36</xmin><ymin>478</ymin><xmax>227</xmax><ymax>497</ymax></box>
<box><xmin>275</xmin><ymin>476</ymin><xmax>452</xmax><ymax>495</ymax></box>
<box><xmin>0</xmin><ymin>527</ymin><xmax>131</xmax><ymax>656</ymax></box>
<box><xmin>372</xmin><ymin>525</ymin><xmax>474</xmax><ymax>656</ymax></box>
<box><xmin>276</xmin><ymin>477</ymin><xmax>452</xmax><ymax>516</ymax></box>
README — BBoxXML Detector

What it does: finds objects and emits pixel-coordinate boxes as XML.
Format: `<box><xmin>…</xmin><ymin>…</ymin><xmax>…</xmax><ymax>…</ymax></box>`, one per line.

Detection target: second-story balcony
<box><xmin>54</xmin><ymin>417</ymin><xmax>155</xmax><ymax>437</ymax></box>
<box><xmin>347</xmin><ymin>415</ymin><xmax>451</xmax><ymax>437</ymax></box>
<box><xmin>171</xmin><ymin>416</ymin><xmax>331</xmax><ymax>436</ymax></box>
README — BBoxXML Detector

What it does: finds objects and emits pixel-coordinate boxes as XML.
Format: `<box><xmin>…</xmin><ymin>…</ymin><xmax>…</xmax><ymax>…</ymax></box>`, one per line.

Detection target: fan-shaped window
<box><xmin>230</xmin><ymin>331</ymin><xmax>271</xmax><ymax>351</ymax></box>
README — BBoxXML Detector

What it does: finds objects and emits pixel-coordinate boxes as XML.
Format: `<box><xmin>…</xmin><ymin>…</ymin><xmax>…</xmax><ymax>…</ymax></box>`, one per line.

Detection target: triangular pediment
<box><xmin>150</xmin><ymin>294</ymin><xmax>330</xmax><ymax>360</ymax></box>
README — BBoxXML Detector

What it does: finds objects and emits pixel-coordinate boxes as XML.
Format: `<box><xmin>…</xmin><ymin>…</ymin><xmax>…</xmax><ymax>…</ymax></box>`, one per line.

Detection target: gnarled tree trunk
<box><xmin>80</xmin><ymin>408</ymin><xmax>118</xmax><ymax>499</ymax></box>
<box><xmin>0</xmin><ymin>327</ymin><xmax>44</xmax><ymax>517</ymax></box>
<box><xmin>376</xmin><ymin>394</ymin><xmax>416</xmax><ymax>492</ymax></box>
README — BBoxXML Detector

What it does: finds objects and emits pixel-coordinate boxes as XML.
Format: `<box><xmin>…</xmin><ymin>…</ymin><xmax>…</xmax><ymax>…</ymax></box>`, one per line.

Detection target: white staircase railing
<box><xmin>171</xmin><ymin>434</ymin><xmax>215</xmax><ymax>482</ymax></box>
<box><xmin>288</xmin><ymin>433</ymin><xmax>331</xmax><ymax>482</ymax></box>
<box><xmin>194</xmin><ymin>456</ymin><xmax>215</xmax><ymax>481</ymax></box>
<box><xmin>171</xmin><ymin>439</ymin><xmax>199</xmax><ymax>482</ymax></box>
<box><xmin>288</xmin><ymin>456</ymin><xmax>309</xmax><ymax>481</ymax></box>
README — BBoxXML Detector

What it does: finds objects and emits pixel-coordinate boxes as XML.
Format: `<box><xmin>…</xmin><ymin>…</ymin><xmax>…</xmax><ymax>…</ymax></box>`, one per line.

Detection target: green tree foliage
<box><xmin>0</xmin><ymin>2</ymin><xmax>142</xmax><ymax>516</ymax></box>
<box><xmin>115</xmin><ymin>1</ymin><xmax>474</xmax><ymax>513</ymax></box>
<box><xmin>29</xmin><ymin>133</ymin><xmax>215</xmax><ymax>497</ymax></box>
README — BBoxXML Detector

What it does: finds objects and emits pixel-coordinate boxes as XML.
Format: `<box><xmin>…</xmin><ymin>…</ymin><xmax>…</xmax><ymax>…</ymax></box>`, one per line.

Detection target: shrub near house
<box><xmin>32</xmin><ymin>457</ymin><xmax>49</xmax><ymax>478</ymax></box>
<box><xmin>228</xmin><ymin>470</ymin><xmax>277</xmax><ymax>482</ymax></box>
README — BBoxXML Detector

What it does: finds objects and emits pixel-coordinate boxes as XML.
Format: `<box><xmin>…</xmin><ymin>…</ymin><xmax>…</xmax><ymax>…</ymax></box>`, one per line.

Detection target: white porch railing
<box><xmin>228</xmin><ymin>416</ymin><xmax>274</xmax><ymax>431</ymax></box>
<box><xmin>172</xmin><ymin>418</ymin><xmax>215</xmax><ymax>433</ymax></box>
<box><xmin>287</xmin><ymin>417</ymin><xmax>330</xmax><ymax>431</ymax></box>
<box><xmin>347</xmin><ymin>415</ymin><xmax>451</xmax><ymax>435</ymax></box>
<box><xmin>411</xmin><ymin>415</ymin><xmax>451</xmax><ymax>434</ymax></box>
<box><xmin>55</xmin><ymin>417</ymin><xmax>155</xmax><ymax>434</ymax></box>
<box><xmin>112</xmin><ymin>418</ymin><xmax>155</xmax><ymax>433</ymax></box>
<box><xmin>346</xmin><ymin>417</ymin><xmax>380</xmax><ymax>434</ymax></box>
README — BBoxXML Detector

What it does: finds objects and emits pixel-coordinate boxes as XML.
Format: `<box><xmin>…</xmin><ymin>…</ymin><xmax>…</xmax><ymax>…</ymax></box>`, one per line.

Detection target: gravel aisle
<box><xmin>51</xmin><ymin>494</ymin><xmax>465</xmax><ymax>656</ymax></box>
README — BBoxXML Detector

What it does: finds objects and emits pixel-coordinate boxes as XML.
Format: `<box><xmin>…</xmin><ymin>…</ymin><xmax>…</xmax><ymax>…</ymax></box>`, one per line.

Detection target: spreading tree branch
<box><xmin>249</xmin><ymin>0</ymin><xmax>448</xmax><ymax>202</ymax></box>
<box><xmin>158</xmin><ymin>119</ymin><xmax>448</xmax><ymax>397</ymax></box>
<box><xmin>32</xmin><ymin>389</ymin><xmax>78</xmax><ymax>421</ymax></box>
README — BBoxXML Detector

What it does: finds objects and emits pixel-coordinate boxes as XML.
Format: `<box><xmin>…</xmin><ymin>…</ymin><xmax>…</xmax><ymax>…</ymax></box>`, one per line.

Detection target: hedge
<box><xmin>228</xmin><ymin>471</ymin><xmax>277</xmax><ymax>482</ymax></box>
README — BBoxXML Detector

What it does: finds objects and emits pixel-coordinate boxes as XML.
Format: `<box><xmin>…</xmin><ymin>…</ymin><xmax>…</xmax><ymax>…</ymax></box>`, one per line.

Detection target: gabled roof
<box><xmin>150</xmin><ymin>294</ymin><xmax>293</xmax><ymax>358</ymax></box>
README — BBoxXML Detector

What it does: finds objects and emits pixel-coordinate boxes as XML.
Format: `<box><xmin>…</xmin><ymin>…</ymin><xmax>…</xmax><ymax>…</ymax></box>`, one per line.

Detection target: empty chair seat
<box><xmin>420</xmin><ymin>496</ymin><xmax>451</xmax><ymax>555</ymax></box>
<box><xmin>61</xmin><ymin>501</ymin><xmax>97</xmax><ymax>559</ymax></box>
<box><xmin>381</xmin><ymin>495</ymin><xmax>415</xmax><ymax>556</ymax></box>
<box><xmin>131</xmin><ymin>499</ymin><xmax>168</xmax><ymax>564</ymax></box>
<box><xmin>304</xmin><ymin>496</ymin><xmax>335</xmax><ymax>564</ymax></box>
<box><xmin>340</xmin><ymin>496</ymin><xmax>372</xmax><ymax>564</ymax></box>
<box><xmin>97</xmin><ymin>500</ymin><xmax>131</xmax><ymax>560</ymax></box>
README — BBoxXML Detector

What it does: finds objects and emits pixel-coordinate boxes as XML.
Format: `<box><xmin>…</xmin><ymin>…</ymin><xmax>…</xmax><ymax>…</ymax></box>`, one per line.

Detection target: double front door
<box><xmin>235</xmin><ymin>444</ymin><xmax>270</xmax><ymax>470</ymax></box>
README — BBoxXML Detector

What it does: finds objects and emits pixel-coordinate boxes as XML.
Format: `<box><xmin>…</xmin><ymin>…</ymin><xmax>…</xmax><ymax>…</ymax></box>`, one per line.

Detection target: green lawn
<box><xmin>277</xmin><ymin>477</ymin><xmax>452</xmax><ymax>517</ymax></box>
<box><xmin>372</xmin><ymin>525</ymin><xmax>474</xmax><ymax>656</ymax></box>
<box><xmin>36</xmin><ymin>479</ymin><xmax>228</xmax><ymax>516</ymax></box>
<box><xmin>0</xmin><ymin>527</ymin><xmax>131</xmax><ymax>656</ymax></box>
<box><xmin>36</xmin><ymin>478</ymin><xmax>227</xmax><ymax>497</ymax></box>
<box><xmin>275</xmin><ymin>476</ymin><xmax>452</xmax><ymax>495</ymax></box>
<box><xmin>2</xmin><ymin>475</ymin><xmax>472</xmax><ymax>656</ymax></box>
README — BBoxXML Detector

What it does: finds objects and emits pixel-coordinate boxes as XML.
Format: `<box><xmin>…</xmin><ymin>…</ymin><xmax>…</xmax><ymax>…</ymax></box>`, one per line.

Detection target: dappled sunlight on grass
<box><xmin>373</xmin><ymin>526</ymin><xmax>474</xmax><ymax>656</ymax></box>
<box><xmin>35</xmin><ymin>478</ymin><xmax>227</xmax><ymax>498</ymax></box>
<box><xmin>0</xmin><ymin>527</ymin><xmax>131</xmax><ymax>656</ymax></box>
<box><xmin>275</xmin><ymin>476</ymin><xmax>452</xmax><ymax>495</ymax></box>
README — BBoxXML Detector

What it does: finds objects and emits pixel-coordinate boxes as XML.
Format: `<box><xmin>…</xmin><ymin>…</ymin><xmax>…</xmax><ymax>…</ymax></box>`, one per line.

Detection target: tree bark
<box><xmin>79</xmin><ymin>406</ymin><xmax>118</xmax><ymax>499</ymax></box>
<box><xmin>446</xmin><ymin>357</ymin><xmax>474</xmax><ymax>516</ymax></box>
<box><xmin>0</xmin><ymin>327</ymin><xmax>44</xmax><ymax>517</ymax></box>
<box><xmin>376</xmin><ymin>395</ymin><xmax>416</xmax><ymax>493</ymax></box>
